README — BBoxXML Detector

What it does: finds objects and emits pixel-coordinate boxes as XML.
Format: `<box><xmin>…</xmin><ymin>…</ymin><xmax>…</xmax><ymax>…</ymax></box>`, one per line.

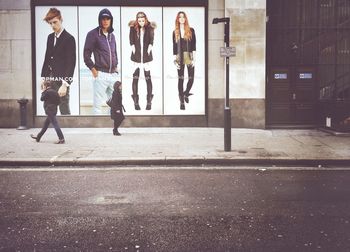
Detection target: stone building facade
<box><xmin>0</xmin><ymin>0</ymin><xmax>267</xmax><ymax>129</ymax></box>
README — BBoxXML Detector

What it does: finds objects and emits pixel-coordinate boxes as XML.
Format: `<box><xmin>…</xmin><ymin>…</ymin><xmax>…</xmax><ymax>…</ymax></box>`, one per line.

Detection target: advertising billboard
<box><xmin>32</xmin><ymin>1</ymin><xmax>207</xmax><ymax>117</ymax></box>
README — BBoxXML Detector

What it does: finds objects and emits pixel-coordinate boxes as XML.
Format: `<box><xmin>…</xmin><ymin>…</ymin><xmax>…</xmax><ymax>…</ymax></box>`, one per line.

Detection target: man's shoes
<box><xmin>55</xmin><ymin>139</ymin><xmax>65</xmax><ymax>144</ymax></box>
<box><xmin>30</xmin><ymin>134</ymin><xmax>40</xmax><ymax>142</ymax></box>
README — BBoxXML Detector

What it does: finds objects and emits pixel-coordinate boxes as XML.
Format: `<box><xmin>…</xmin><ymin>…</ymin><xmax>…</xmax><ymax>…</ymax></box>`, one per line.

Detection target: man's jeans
<box><xmin>93</xmin><ymin>71</ymin><xmax>119</xmax><ymax>114</ymax></box>
<box><xmin>38</xmin><ymin>113</ymin><xmax>64</xmax><ymax>140</ymax></box>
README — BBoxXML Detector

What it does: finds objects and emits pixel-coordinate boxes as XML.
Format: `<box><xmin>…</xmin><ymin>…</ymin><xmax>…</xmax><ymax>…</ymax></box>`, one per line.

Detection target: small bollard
<box><xmin>17</xmin><ymin>98</ymin><xmax>29</xmax><ymax>130</ymax></box>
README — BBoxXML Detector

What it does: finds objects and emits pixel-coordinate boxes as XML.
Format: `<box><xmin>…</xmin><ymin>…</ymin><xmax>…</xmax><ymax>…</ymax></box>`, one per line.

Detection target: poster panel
<box><xmin>35</xmin><ymin>6</ymin><xmax>79</xmax><ymax>116</ymax></box>
<box><xmin>78</xmin><ymin>6</ymin><xmax>121</xmax><ymax>115</ymax></box>
<box><xmin>121</xmin><ymin>7</ymin><xmax>163</xmax><ymax>115</ymax></box>
<box><xmin>163</xmin><ymin>7</ymin><xmax>205</xmax><ymax>115</ymax></box>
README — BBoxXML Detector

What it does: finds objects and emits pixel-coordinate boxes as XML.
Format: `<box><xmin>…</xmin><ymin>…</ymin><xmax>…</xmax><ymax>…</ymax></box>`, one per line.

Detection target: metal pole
<box><xmin>224</xmin><ymin>20</ymin><xmax>231</xmax><ymax>151</ymax></box>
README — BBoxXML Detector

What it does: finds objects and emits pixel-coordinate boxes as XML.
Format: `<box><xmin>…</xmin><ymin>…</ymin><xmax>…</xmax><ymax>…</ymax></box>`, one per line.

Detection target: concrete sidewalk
<box><xmin>0</xmin><ymin>127</ymin><xmax>349</xmax><ymax>167</ymax></box>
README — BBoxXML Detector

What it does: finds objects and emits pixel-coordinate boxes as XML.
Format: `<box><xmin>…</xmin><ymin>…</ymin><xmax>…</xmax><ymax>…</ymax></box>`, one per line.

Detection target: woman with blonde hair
<box><xmin>173</xmin><ymin>11</ymin><xmax>196</xmax><ymax>110</ymax></box>
<box><xmin>129</xmin><ymin>12</ymin><xmax>156</xmax><ymax>110</ymax></box>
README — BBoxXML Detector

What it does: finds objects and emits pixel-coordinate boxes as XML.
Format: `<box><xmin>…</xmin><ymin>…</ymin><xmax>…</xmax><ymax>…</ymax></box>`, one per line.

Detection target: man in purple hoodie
<box><xmin>83</xmin><ymin>8</ymin><xmax>119</xmax><ymax>114</ymax></box>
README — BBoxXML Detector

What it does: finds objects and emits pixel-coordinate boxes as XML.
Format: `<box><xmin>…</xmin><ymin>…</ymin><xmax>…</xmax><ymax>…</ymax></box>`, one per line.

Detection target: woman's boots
<box><xmin>113</xmin><ymin>128</ymin><xmax>121</xmax><ymax>136</ymax></box>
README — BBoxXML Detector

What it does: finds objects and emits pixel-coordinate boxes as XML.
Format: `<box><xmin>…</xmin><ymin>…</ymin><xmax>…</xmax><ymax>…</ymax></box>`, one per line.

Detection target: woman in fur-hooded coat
<box><xmin>129</xmin><ymin>12</ymin><xmax>157</xmax><ymax>110</ymax></box>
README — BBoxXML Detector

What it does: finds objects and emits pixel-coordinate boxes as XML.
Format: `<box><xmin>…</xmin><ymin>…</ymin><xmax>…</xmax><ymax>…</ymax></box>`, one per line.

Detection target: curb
<box><xmin>1</xmin><ymin>158</ymin><xmax>350</xmax><ymax>167</ymax></box>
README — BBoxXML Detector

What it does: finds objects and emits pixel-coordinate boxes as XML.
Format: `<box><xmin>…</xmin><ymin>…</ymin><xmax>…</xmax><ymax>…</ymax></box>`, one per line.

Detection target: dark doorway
<box><xmin>268</xmin><ymin>67</ymin><xmax>316</xmax><ymax>125</ymax></box>
<box><xmin>266</xmin><ymin>0</ymin><xmax>350</xmax><ymax>130</ymax></box>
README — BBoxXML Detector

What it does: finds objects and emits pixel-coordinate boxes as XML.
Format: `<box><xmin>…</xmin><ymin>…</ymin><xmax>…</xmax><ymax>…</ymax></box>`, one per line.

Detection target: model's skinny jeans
<box><xmin>177</xmin><ymin>64</ymin><xmax>195</xmax><ymax>95</ymax></box>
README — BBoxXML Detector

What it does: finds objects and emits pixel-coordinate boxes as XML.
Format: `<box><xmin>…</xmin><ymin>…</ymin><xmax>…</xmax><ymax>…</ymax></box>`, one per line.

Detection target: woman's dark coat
<box><xmin>109</xmin><ymin>90</ymin><xmax>125</xmax><ymax>124</ymax></box>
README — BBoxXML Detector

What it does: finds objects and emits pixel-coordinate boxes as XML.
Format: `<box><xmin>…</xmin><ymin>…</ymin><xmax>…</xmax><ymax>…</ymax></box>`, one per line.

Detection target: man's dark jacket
<box><xmin>83</xmin><ymin>8</ymin><xmax>118</xmax><ymax>73</ymax></box>
<box><xmin>41</xmin><ymin>87</ymin><xmax>61</xmax><ymax>115</ymax></box>
<box><xmin>41</xmin><ymin>29</ymin><xmax>76</xmax><ymax>85</ymax></box>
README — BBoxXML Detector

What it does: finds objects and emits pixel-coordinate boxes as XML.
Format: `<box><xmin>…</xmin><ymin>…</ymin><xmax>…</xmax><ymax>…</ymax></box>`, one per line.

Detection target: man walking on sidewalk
<box><xmin>31</xmin><ymin>81</ymin><xmax>65</xmax><ymax>144</ymax></box>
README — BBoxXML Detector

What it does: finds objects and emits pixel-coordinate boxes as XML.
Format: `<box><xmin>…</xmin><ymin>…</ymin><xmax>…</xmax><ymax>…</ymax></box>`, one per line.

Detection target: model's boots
<box><xmin>132</xmin><ymin>68</ymin><xmax>141</xmax><ymax>110</ymax></box>
<box><xmin>131</xmin><ymin>94</ymin><xmax>140</xmax><ymax>110</ymax></box>
<box><xmin>179</xmin><ymin>94</ymin><xmax>185</xmax><ymax>110</ymax></box>
<box><xmin>183</xmin><ymin>91</ymin><xmax>193</xmax><ymax>103</ymax></box>
<box><xmin>146</xmin><ymin>94</ymin><xmax>154</xmax><ymax>110</ymax></box>
<box><xmin>144</xmin><ymin>70</ymin><xmax>153</xmax><ymax>110</ymax></box>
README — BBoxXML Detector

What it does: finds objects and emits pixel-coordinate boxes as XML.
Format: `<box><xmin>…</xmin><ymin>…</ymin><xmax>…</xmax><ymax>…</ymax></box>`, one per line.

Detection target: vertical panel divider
<box><xmin>77</xmin><ymin>6</ymin><xmax>81</xmax><ymax>115</ymax></box>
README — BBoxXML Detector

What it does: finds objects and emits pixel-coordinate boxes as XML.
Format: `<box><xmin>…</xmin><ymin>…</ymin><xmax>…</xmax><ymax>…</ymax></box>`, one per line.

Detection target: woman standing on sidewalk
<box><xmin>107</xmin><ymin>81</ymin><xmax>125</xmax><ymax>136</ymax></box>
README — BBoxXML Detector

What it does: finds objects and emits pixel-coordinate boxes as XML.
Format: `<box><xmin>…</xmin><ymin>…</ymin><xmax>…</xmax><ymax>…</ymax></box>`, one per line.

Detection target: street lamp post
<box><xmin>212</xmin><ymin>17</ymin><xmax>232</xmax><ymax>152</ymax></box>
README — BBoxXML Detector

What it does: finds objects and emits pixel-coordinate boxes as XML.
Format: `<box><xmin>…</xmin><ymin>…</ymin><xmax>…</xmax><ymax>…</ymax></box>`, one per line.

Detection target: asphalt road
<box><xmin>0</xmin><ymin>166</ymin><xmax>350</xmax><ymax>251</ymax></box>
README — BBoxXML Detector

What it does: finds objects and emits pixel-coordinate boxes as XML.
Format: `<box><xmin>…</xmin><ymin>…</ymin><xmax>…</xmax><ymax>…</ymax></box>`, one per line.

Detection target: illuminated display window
<box><xmin>32</xmin><ymin>0</ymin><xmax>207</xmax><ymax>116</ymax></box>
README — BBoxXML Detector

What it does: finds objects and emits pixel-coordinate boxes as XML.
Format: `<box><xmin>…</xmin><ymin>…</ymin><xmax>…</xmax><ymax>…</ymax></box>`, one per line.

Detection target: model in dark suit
<box><xmin>41</xmin><ymin>8</ymin><xmax>76</xmax><ymax>115</ymax></box>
